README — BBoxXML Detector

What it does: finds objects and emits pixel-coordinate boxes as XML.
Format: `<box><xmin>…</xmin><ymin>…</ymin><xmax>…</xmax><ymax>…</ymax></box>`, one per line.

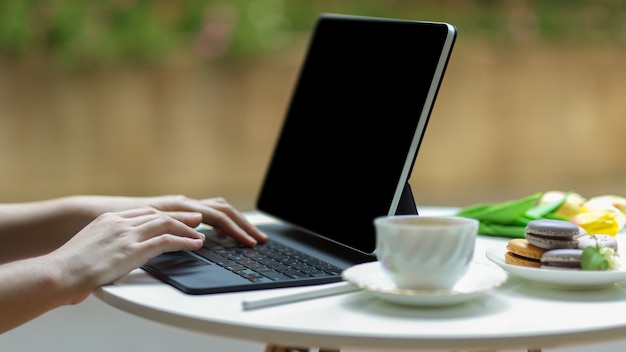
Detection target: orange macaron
<box><xmin>505</xmin><ymin>238</ymin><xmax>547</xmax><ymax>268</ymax></box>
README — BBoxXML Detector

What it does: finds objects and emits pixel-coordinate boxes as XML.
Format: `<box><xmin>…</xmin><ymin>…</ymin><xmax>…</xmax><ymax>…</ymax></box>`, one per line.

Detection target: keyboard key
<box><xmin>193</xmin><ymin>240</ymin><xmax>342</xmax><ymax>283</ymax></box>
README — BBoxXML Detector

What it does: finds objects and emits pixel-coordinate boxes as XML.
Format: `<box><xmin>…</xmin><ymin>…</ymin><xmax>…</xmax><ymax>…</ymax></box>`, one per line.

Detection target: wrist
<box><xmin>39</xmin><ymin>252</ymin><xmax>92</xmax><ymax>306</ymax></box>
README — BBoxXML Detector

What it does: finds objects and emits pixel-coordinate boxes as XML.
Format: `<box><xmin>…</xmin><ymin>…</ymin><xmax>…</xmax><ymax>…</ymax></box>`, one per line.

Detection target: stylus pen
<box><xmin>241</xmin><ymin>281</ymin><xmax>359</xmax><ymax>311</ymax></box>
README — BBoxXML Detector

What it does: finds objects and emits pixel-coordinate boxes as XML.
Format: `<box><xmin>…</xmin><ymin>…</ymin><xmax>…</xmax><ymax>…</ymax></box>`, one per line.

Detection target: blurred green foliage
<box><xmin>0</xmin><ymin>0</ymin><xmax>624</xmax><ymax>69</ymax></box>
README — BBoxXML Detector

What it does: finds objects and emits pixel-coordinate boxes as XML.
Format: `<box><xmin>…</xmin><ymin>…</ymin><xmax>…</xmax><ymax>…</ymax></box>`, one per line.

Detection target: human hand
<box><xmin>74</xmin><ymin>195</ymin><xmax>268</xmax><ymax>246</ymax></box>
<box><xmin>50</xmin><ymin>208</ymin><xmax>205</xmax><ymax>304</ymax></box>
<box><xmin>142</xmin><ymin>196</ymin><xmax>268</xmax><ymax>246</ymax></box>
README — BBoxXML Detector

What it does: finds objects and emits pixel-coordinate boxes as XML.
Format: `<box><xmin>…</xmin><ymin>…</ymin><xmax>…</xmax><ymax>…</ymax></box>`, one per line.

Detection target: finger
<box><xmin>113</xmin><ymin>208</ymin><xmax>203</xmax><ymax>230</ymax></box>
<box><xmin>148</xmin><ymin>196</ymin><xmax>267</xmax><ymax>246</ymax></box>
<box><xmin>159</xmin><ymin>211</ymin><xmax>203</xmax><ymax>229</ymax></box>
<box><xmin>115</xmin><ymin>207</ymin><xmax>160</xmax><ymax>219</ymax></box>
<box><xmin>202</xmin><ymin>211</ymin><xmax>263</xmax><ymax>247</ymax></box>
<box><xmin>201</xmin><ymin>199</ymin><xmax>268</xmax><ymax>243</ymax></box>
<box><xmin>160</xmin><ymin>197</ymin><xmax>265</xmax><ymax>246</ymax></box>
<box><xmin>140</xmin><ymin>234</ymin><xmax>205</xmax><ymax>259</ymax></box>
<box><xmin>135</xmin><ymin>213</ymin><xmax>206</xmax><ymax>242</ymax></box>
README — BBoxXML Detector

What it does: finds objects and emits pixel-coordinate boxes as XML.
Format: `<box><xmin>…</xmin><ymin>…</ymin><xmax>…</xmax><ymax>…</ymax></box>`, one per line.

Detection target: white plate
<box><xmin>486</xmin><ymin>244</ymin><xmax>626</xmax><ymax>289</ymax></box>
<box><xmin>341</xmin><ymin>261</ymin><xmax>507</xmax><ymax>307</ymax></box>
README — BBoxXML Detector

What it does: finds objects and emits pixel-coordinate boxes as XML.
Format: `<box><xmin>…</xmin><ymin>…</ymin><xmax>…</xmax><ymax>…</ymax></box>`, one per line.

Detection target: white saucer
<box><xmin>341</xmin><ymin>261</ymin><xmax>508</xmax><ymax>307</ymax></box>
<box><xmin>486</xmin><ymin>244</ymin><xmax>626</xmax><ymax>290</ymax></box>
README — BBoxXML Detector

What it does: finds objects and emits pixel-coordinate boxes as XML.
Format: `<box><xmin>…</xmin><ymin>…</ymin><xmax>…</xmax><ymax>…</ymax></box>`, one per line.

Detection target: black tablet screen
<box><xmin>257</xmin><ymin>14</ymin><xmax>456</xmax><ymax>254</ymax></box>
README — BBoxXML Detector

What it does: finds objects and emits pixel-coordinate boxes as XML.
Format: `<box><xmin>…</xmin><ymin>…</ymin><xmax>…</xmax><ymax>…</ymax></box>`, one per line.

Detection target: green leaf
<box><xmin>477</xmin><ymin>222</ymin><xmax>526</xmax><ymax>238</ymax></box>
<box><xmin>511</xmin><ymin>214</ymin><xmax>533</xmax><ymax>226</ymax></box>
<box><xmin>581</xmin><ymin>246</ymin><xmax>608</xmax><ymax>271</ymax></box>
<box><xmin>543</xmin><ymin>213</ymin><xmax>571</xmax><ymax>221</ymax></box>
<box><xmin>525</xmin><ymin>197</ymin><xmax>566</xmax><ymax>219</ymax></box>
<box><xmin>456</xmin><ymin>192</ymin><xmax>542</xmax><ymax>224</ymax></box>
<box><xmin>455</xmin><ymin>203</ymin><xmax>496</xmax><ymax>218</ymax></box>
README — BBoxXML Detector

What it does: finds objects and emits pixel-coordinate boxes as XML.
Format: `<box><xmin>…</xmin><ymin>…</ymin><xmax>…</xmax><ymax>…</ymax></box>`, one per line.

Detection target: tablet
<box><xmin>256</xmin><ymin>14</ymin><xmax>457</xmax><ymax>254</ymax></box>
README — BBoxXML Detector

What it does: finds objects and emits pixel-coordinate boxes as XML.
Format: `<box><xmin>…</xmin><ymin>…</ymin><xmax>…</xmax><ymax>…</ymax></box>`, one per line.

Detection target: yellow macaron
<box><xmin>505</xmin><ymin>238</ymin><xmax>547</xmax><ymax>268</ymax></box>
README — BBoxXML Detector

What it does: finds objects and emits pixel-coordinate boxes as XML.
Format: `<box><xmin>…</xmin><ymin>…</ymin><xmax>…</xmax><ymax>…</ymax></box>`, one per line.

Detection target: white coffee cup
<box><xmin>374</xmin><ymin>215</ymin><xmax>478</xmax><ymax>290</ymax></box>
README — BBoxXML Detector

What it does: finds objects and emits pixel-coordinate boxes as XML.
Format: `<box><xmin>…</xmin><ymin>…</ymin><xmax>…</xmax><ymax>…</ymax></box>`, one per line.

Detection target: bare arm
<box><xmin>0</xmin><ymin>194</ymin><xmax>267</xmax><ymax>333</ymax></box>
<box><xmin>0</xmin><ymin>197</ymin><xmax>94</xmax><ymax>264</ymax></box>
<box><xmin>0</xmin><ymin>208</ymin><xmax>205</xmax><ymax>333</ymax></box>
<box><xmin>0</xmin><ymin>195</ymin><xmax>267</xmax><ymax>264</ymax></box>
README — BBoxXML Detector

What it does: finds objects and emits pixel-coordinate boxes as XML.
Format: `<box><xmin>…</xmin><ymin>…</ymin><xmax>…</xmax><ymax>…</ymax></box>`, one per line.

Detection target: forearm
<box><xmin>0</xmin><ymin>206</ymin><xmax>206</xmax><ymax>333</ymax></box>
<box><xmin>0</xmin><ymin>254</ymin><xmax>83</xmax><ymax>333</ymax></box>
<box><xmin>0</xmin><ymin>194</ymin><xmax>229</xmax><ymax>263</ymax></box>
<box><xmin>0</xmin><ymin>196</ymin><xmax>97</xmax><ymax>264</ymax></box>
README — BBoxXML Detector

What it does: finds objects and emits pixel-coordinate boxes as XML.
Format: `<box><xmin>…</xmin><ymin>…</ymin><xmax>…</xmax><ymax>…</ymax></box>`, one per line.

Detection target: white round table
<box><xmin>94</xmin><ymin>208</ymin><xmax>626</xmax><ymax>351</ymax></box>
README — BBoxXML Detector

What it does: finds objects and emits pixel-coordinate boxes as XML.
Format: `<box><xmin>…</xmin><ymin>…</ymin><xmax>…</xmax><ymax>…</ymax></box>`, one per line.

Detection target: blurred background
<box><xmin>3</xmin><ymin>1</ymin><xmax>626</xmax><ymax>351</ymax></box>
<box><xmin>1</xmin><ymin>0</ymin><xmax>626</xmax><ymax>210</ymax></box>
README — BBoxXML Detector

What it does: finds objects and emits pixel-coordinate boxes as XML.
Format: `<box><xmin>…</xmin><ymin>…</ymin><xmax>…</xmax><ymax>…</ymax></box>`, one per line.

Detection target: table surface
<box><xmin>94</xmin><ymin>207</ymin><xmax>626</xmax><ymax>351</ymax></box>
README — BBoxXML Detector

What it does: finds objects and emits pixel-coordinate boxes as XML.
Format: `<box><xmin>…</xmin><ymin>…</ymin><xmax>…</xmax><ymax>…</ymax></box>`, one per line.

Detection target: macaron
<box><xmin>525</xmin><ymin>219</ymin><xmax>580</xmax><ymax>250</ymax></box>
<box><xmin>505</xmin><ymin>238</ymin><xmax>546</xmax><ymax>268</ymax></box>
<box><xmin>577</xmin><ymin>234</ymin><xmax>618</xmax><ymax>251</ymax></box>
<box><xmin>541</xmin><ymin>248</ymin><xmax>583</xmax><ymax>269</ymax></box>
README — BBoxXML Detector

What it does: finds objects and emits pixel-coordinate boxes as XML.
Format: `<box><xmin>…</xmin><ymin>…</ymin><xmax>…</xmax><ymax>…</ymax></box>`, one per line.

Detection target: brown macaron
<box><xmin>505</xmin><ymin>238</ymin><xmax>547</xmax><ymax>268</ymax></box>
